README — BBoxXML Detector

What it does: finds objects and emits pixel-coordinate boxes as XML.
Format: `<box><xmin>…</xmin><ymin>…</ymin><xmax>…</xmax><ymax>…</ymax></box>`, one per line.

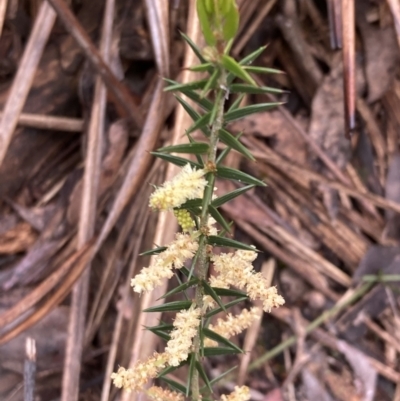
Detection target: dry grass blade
<box><xmin>61</xmin><ymin>0</ymin><xmax>114</xmax><ymax>398</ymax></box>
<box><xmin>47</xmin><ymin>0</ymin><xmax>143</xmax><ymax>128</ymax></box>
<box><xmin>0</xmin><ymin>1</ymin><xmax>56</xmax><ymax>169</ymax></box>
<box><xmin>341</xmin><ymin>0</ymin><xmax>356</xmax><ymax>135</ymax></box>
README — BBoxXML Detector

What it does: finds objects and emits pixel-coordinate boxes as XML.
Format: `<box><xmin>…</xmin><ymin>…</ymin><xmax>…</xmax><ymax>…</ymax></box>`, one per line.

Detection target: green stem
<box><xmin>191</xmin><ymin>69</ymin><xmax>227</xmax><ymax>401</ymax></box>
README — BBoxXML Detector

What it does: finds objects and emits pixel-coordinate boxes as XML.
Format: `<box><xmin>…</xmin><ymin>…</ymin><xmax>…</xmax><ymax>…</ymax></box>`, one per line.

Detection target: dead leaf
<box><xmin>263</xmin><ymin>388</ymin><xmax>284</xmax><ymax>401</ymax></box>
<box><xmin>357</xmin><ymin>5</ymin><xmax>399</xmax><ymax>102</ymax></box>
<box><xmin>337</xmin><ymin>340</ymin><xmax>377</xmax><ymax>401</ymax></box>
<box><xmin>0</xmin><ymin>221</ymin><xmax>37</xmax><ymax>254</ymax></box>
<box><xmin>230</xmin><ymin>109</ymin><xmax>308</xmax><ymax>165</ymax></box>
<box><xmin>301</xmin><ymin>368</ymin><xmax>334</xmax><ymax>401</ymax></box>
<box><xmin>0</xmin><ymin>305</ymin><xmax>69</xmax><ymax>370</ymax></box>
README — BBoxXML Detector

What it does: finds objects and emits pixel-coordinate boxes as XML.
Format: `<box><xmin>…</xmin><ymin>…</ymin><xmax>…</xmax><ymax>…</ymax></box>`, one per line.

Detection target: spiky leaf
<box><xmin>203</xmin><ymin>328</ymin><xmax>243</xmax><ymax>353</ymax></box>
<box><xmin>205</xmin><ymin>297</ymin><xmax>248</xmax><ymax>318</ymax></box>
<box><xmin>161</xmin><ymin>278</ymin><xmax>199</xmax><ymax>299</ymax></box>
<box><xmin>224</xmin><ymin>103</ymin><xmax>282</xmax><ymax>122</ymax></box>
<box><xmin>202</xmin><ymin>280</ymin><xmax>226</xmax><ymax>312</ymax></box>
<box><xmin>221</xmin><ymin>54</ymin><xmax>257</xmax><ymax>86</ymax></box>
<box><xmin>143</xmin><ymin>300</ymin><xmax>193</xmax><ymax>313</ymax></box>
<box><xmin>244</xmin><ymin>65</ymin><xmax>284</xmax><ymax>74</ymax></box>
<box><xmin>160</xmin><ymin>376</ymin><xmax>188</xmax><ymax>394</ymax></box>
<box><xmin>216</xmin><ymin>166</ymin><xmax>266</xmax><ymax>186</ymax></box>
<box><xmin>157</xmin><ymin>142</ymin><xmax>209</xmax><ymax>155</ymax></box>
<box><xmin>219</xmin><ymin>129</ymin><xmax>254</xmax><ymax>160</ymax></box>
<box><xmin>230</xmin><ymin>83</ymin><xmax>286</xmax><ymax>95</ymax></box>
<box><xmin>207</xmin><ymin>235</ymin><xmax>257</xmax><ymax>251</ymax></box>
<box><xmin>151</xmin><ymin>152</ymin><xmax>203</xmax><ymax>168</ymax></box>
<box><xmin>203</xmin><ymin>347</ymin><xmax>242</xmax><ymax>356</ymax></box>
<box><xmin>212</xmin><ymin>184</ymin><xmax>255</xmax><ymax>207</ymax></box>
<box><xmin>180</xmin><ymin>31</ymin><xmax>207</xmax><ymax>63</ymax></box>
<box><xmin>140</xmin><ymin>246</ymin><xmax>167</xmax><ymax>256</ymax></box>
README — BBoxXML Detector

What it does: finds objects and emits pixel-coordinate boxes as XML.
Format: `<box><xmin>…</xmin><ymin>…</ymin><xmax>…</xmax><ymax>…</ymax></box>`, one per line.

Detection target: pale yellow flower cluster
<box><xmin>204</xmin><ymin>307</ymin><xmax>261</xmax><ymax>347</ymax></box>
<box><xmin>202</xmin><ymin>294</ymin><xmax>216</xmax><ymax>311</ymax></box>
<box><xmin>111</xmin><ymin>352</ymin><xmax>167</xmax><ymax>392</ymax></box>
<box><xmin>149</xmin><ymin>164</ymin><xmax>207</xmax><ymax>211</ymax></box>
<box><xmin>210</xmin><ymin>250</ymin><xmax>285</xmax><ymax>312</ymax></box>
<box><xmin>147</xmin><ymin>386</ymin><xmax>184</xmax><ymax>401</ymax></box>
<box><xmin>131</xmin><ymin>233</ymin><xmax>199</xmax><ymax>293</ymax></box>
<box><xmin>207</xmin><ymin>216</ymin><xmax>218</xmax><ymax>235</ymax></box>
<box><xmin>111</xmin><ymin>307</ymin><xmax>201</xmax><ymax>392</ymax></box>
<box><xmin>221</xmin><ymin>386</ymin><xmax>251</xmax><ymax>401</ymax></box>
<box><xmin>165</xmin><ymin>307</ymin><xmax>201</xmax><ymax>366</ymax></box>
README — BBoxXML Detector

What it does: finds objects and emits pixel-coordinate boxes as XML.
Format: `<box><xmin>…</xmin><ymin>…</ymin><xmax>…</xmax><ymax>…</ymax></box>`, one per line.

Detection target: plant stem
<box><xmin>191</xmin><ymin>69</ymin><xmax>227</xmax><ymax>401</ymax></box>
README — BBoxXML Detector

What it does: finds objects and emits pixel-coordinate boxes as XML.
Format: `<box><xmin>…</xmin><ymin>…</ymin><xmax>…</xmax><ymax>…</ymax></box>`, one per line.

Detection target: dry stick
<box><xmin>84</xmin><ymin>166</ymin><xmax>156</xmax><ymax>345</ymax></box>
<box><xmin>0</xmin><ymin>240</ymin><xmax>88</xmax><ymax>331</ymax></box>
<box><xmin>61</xmin><ymin>0</ymin><xmax>114</xmax><ymax>399</ymax></box>
<box><xmin>232</xmin><ymin>218</ymin><xmax>340</xmax><ymax>301</ymax></box>
<box><xmin>277</xmin><ymin>0</ymin><xmax>323</xmax><ymax>88</ymax></box>
<box><xmin>356</xmin><ymin>97</ymin><xmax>387</xmax><ymax>185</ymax></box>
<box><xmin>387</xmin><ymin>0</ymin><xmax>400</xmax><ymax>51</ymax></box>
<box><xmin>0</xmin><ymin>2</ymin><xmax>56</xmax><ymax>169</ymax></box>
<box><xmin>249</xmin><ymin>283</ymin><xmax>373</xmax><ymax>370</ymax></box>
<box><xmin>254</xmin><ymin>77</ymin><xmax>351</xmax><ymax>186</ymax></box>
<box><xmin>241</xmin><ymin>136</ymin><xmax>400</xmax><ymax>215</ymax></box>
<box><xmin>0</xmin><ymin>112</ymin><xmax>83</xmax><ymax>132</ymax></box>
<box><xmin>260</xmin><ymin>222</ymin><xmax>351</xmax><ymax>286</ymax></box>
<box><xmin>144</xmin><ymin>0</ymin><xmax>170</xmax><ymax>77</ymax></box>
<box><xmin>266</xmin><ymin>169</ymin><xmax>366</xmax><ymax>267</ymax></box>
<box><xmin>94</xmin><ymin>80</ymin><xmax>164</xmax><ymax>255</ymax></box>
<box><xmin>363</xmin><ymin>316</ymin><xmax>400</xmax><ymax>355</ymax></box>
<box><xmin>0</xmin><ymin>243</ymin><xmax>94</xmax><ymax>345</ymax></box>
<box><xmin>327</xmin><ymin>0</ymin><xmax>342</xmax><ymax>48</ymax></box>
<box><xmin>0</xmin><ymin>0</ymin><xmax>8</xmax><ymax>37</ymax></box>
<box><xmin>47</xmin><ymin>0</ymin><xmax>142</xmax><ymax>128</ymax></box>
<box><xmin>341</xmin><ymin>0</ymin><xmax>356</xmax><ymax>135</ymax></box>
<box><xmin>122</xmin><ymin>6</ymin><xmax>199</xmax><ymax>401</ymax></box>
<box><xmin>232</xmin><ymin>0</ymin><xmax>277</xmax><ymax>56</ymax></box>
<box><xmin>236</xmin><ymin>0</ymin><xmax>260</xmax><ymax>39</ymax></box>
<box><xmin>100</xmin><ymin>172</ymin><xmax>155</xmax><ymax>401</ymax></box>
<box><xmin>24</xmin><ymin>337</ymin><xmax>36</xmax><ymax>401</ymax></box>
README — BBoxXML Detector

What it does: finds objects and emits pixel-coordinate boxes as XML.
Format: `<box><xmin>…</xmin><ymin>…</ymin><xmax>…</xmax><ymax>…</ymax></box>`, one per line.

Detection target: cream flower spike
<box><xmin>210</xmin><ymin>249</ymin><xmax>285</xmax><ymax>312</ymax></box>
<box><xmin>111</xmin><ymin>352</ymin><xmax>167</xmax><ymax>392</ymax></box>
<box><xmin>204</xmin><ymin>307</ymin><xmax>261</xmax><ymax>347</ymax></box>
<box><xmin>149</xmin><ymin>164</ymin><xmax>207</xmax><ymax>211</ymax></box>
<box><xmin>221</xmin><ymin>386</ymin><xmax>251</xmax><ymax>401</ymax></box>
<box><xmin>165</xmin><ymin>306</ymin><xmax>201</xmax><ymax>366</ymax></box>
<box><xmin>131</xmin><ymin>233</ymin><xmax>198</xmax><ymax>294</ymax></box>
<box><xmin>147</xmin><ymin>386</ymin><xmax>184</xmax><ymax>401</ymax></box>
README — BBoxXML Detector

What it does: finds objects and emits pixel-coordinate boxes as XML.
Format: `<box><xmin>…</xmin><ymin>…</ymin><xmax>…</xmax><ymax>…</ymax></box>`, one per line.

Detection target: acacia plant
<box><xmin>112</xmin><ymin>1</ymin><xmax>285</xmax><ymax>400</ymax></box>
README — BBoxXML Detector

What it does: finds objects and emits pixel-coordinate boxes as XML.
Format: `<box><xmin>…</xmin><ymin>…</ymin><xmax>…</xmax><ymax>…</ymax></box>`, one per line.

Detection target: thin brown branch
<box><xmin>341</xmin><ymin>0</ymin><xmax>356</xmax><ymax>135</ymax></box>
<box><xmin>61</xmin><ymin>0</ymin><xmax>115</xmax><ymax>398</ymax></box>
<box><xmin>0</xmin><ymin>1</ymin><xmax>56</xmax><ymax>168</ymax></box>
<box><xmin>47</xmin><ymin>0</ymin><xmax>143</xmax><ymax>128</ymax></box>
